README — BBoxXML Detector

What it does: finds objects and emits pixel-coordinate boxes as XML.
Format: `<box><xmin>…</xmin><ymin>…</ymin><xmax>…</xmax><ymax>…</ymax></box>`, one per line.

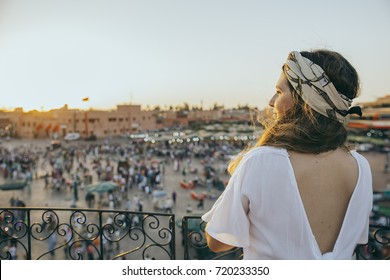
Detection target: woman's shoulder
<box><xmin>349</xmin><ymin>150</ymin><xmax>371</xmax><ymax>169</ymax></box>
<box><xmin>237</xmin><ymin>146</ymin><xmax>289</xmax><ymax>168</ymax></box>
<box><xmin>228</xmin><ymin>146</ymin><xmax>289</xmax><ymax>176</ymax></box>
<box><xmin>245</xmin><ymin>146</ymin><xmax>288</xmax><ymax>158</ymax></box>
<box><xmin>349</xmin><ymin>149</ymin><xmax>369</xmax><ymax>162</ymax></box>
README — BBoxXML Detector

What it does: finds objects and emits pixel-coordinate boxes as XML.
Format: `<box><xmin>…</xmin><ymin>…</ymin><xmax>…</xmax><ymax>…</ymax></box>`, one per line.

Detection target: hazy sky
<box><xmin>0</xmin><ymin>0</ymin><xmax>389</xmax><ymax>111</ymax></box>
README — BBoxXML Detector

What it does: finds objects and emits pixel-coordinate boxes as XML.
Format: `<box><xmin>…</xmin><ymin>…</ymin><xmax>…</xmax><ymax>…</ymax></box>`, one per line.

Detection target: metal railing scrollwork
<box><xmin>0</xmin><ymin>207</ymin><xmax>175</xmax><ymax>260</ymax></box>
<box><xmin>182</xmin><ymin>216</ymin><xmax>242</xmax><ymax>260</ymax></box>
<box><xmin>1</xmin><ymin>208</ymin><xmax>388</xmax><ymax>260</ymax></box>
<box><xmin>355</xmin><ymin>224</ymin><xmax>390</xmax><ymax>260</ymax></box>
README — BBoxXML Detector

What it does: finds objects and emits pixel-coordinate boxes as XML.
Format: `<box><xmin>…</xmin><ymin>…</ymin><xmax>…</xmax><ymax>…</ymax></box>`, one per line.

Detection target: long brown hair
<box><xmin>227</xmin><ymin>49</ymin><xmax>360</xmax><ymax>175</ymax></box>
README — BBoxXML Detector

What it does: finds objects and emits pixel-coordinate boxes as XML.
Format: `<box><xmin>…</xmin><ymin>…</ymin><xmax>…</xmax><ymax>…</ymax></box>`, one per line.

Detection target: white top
<box><xmin>202</xmin><ymin>146</ymin><xmax>373</xmax><ymax>259</ymax></box>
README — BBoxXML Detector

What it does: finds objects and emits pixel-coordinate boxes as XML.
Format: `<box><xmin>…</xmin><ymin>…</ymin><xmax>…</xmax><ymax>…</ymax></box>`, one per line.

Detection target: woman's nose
<box><xmin>268</xmin><ymin>94</ymin><xmax>276</xmax><ymax>107</ymax></box>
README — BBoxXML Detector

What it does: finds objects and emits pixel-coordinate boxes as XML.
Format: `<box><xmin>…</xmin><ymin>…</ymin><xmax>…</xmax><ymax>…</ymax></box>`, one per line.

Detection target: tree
<box><xmin>211</xmin><ymin>103</ymin><xmax>224</xmax><ymax>111</ymax></box>
<box><xmin>182</xmin><ymin>103</ymin><xmax>190</xmax><ymax>111</ymax></box>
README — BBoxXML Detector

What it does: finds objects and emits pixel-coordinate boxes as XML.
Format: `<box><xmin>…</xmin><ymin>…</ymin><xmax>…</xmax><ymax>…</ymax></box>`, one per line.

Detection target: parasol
<box><xmin>85</xmin><ymin>181</ymin><xmax>119</xmax><ymax>193</ymax></box>
<box><xmin>152</xmin><ymin>190</ymin><xmax>167</xmax><ymax>198</ymax></box>
<box><xmin>0</xmin><ymin>180</ymin><xmax>27</xmax><ymax>191</ymax></box>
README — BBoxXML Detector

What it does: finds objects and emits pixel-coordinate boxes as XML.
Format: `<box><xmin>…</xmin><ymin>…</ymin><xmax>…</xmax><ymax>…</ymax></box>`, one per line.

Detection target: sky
<box><xmin>0</xmin><ymin>0</ymin><xmax>389</xmax><ymax>112</ymax></box>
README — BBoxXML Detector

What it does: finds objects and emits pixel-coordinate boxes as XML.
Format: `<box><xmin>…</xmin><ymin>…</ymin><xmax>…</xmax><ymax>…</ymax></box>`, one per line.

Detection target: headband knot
<box><xmin>347</xmin><ymin>106</ymin><xmax>362</xmax><ymax>117</ymax></box>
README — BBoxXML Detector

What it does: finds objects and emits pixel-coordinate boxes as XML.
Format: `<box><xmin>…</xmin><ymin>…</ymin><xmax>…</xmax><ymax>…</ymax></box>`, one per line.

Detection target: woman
<box><xmin>202</xmin><ymin>50</ymin><xmax>373</xmax><ymax>259</ymax></box>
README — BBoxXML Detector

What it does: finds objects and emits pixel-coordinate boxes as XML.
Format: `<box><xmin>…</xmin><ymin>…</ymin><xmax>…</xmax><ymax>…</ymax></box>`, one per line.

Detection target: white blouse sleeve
<box><xmin>201</xmin><ymin>155</ymin><xmax>252</xmax><ymax>248</ymax></box>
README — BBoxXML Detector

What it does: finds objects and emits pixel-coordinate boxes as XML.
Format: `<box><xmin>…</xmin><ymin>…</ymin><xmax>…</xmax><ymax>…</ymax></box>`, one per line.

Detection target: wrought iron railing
<box><xmin>1</xmin><ymin>208</ymin><xmax>389</xmax><ymax>260</ymax></box>
<box><xmin>182</xmin><ymin>216</ymin><xmax>243</xmax><ymax>260</ymax></box>
<box><xmin>355</xmin><ymin>224</ymin><xmax>390</xmax><ymax>260</ymax></box>
<box><xmin>0</xmin><ymin>207</ymin><xmax>175</xmax><ymax>260</ymax></box>
<box><xmin>182</xmin><ymin>216</ymin><xmax>390</xmax><ymax>260</ymax></box>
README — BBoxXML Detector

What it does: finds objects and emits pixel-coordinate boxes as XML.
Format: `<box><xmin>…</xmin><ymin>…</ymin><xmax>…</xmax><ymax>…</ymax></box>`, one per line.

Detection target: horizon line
<box><xmin>0</xmin><ymin>102</ymin><xmax>259</xmax><ymax>113</ymax></box>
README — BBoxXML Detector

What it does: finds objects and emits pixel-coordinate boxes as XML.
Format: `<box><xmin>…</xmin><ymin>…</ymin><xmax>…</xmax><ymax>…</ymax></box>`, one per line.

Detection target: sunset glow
<box><xmin>0</xmin><ymin>0</ymin><xmax>389</xmax><ymax>112</ymax></box>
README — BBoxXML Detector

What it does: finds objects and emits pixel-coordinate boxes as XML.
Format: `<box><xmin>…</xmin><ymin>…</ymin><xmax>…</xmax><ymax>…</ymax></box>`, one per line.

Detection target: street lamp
<box><xmin>82</xmin><ymin>97</ymin><xmax>89</xmax><ymax>137</ymax></box>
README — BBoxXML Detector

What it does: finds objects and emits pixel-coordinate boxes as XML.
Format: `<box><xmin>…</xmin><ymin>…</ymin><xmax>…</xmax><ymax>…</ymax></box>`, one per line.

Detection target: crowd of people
<box><xmin>0</xmin><ymin>136</ymin><xmax>247</xmax><ymax>259</ymax></box>
<box><xmin>1</xmin><ymin>129</ymin><xmax>388</xmax><ymax>260</ymax></box>
<box><xmin>0</xmin><ymin>137</ymin><xmax>245</xmax><ymax>210</ymax></box>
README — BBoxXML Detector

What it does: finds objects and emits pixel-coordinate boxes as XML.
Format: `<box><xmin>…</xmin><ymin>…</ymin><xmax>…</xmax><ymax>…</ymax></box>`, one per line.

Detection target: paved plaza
<box><xmin>0</xmin><ymin>138</ymin><xmax>229</xmax><ymax>211</ymax></box>
<box><xmin>0</xmin><ymin>138</ymin><xmax>233</xmax><ymax>259</ymax></box>
<box><xmin>1</xmin><ymin>137</ymin><xmax>388</xmax><ymax>216</ymax></box>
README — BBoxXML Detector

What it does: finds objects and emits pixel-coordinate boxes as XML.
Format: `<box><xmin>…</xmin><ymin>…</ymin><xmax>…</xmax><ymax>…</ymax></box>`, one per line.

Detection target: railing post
<box><xmin>182</xmin><ymin>216</ymin><xmax>189</xmax><ymax>260</ymax></box>
<box><xmin>170</xmin><ymin>214</ymin><xmax>176</xmax><ymax>260</ymax></box>
<box><xmin>99</xmin><ymin>211</ymin><xmax>104</xmax><ymax>260</ymax></box>
<box><xmin>26</xmin><ymin>209</ymin><xmax>31</xmax><ymax>260</ymax></box>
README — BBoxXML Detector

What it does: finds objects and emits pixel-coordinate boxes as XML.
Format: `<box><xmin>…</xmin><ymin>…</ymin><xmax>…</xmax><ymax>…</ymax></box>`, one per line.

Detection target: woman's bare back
<box><xmin>288</xmin><ymin>148</ymin><xmax>359</xmax><ymax>254</ymax></box>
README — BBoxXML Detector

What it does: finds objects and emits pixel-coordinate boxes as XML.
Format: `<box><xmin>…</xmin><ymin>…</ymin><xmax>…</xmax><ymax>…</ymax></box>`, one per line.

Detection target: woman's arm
<box><xmin>205</xmin><ymin>223</ymin><xmax>235</xmax><ymax>252</ymax></box>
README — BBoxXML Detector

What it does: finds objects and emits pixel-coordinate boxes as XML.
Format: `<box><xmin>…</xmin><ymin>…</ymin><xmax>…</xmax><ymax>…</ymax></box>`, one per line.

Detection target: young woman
<box><xmin>202</xmin><ymin>50</ymin><xmax>373</xmax><ymax>259</ymax></box>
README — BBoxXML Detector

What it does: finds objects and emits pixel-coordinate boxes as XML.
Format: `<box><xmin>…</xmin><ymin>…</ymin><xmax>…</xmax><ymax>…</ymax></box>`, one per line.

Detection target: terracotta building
<box><xmin>0</xmin><ymin>104</ymin><xmax>158</xmax><ymax>139</ymax></box>
<box><xmin>0</xmin><ymin>103</ymin><xmax>258</xmax><ymax>139</ymax></box>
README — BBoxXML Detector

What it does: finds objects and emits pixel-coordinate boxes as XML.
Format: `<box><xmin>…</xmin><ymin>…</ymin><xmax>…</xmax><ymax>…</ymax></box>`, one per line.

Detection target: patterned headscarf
<box><xmin>283</xmin><ymin>51</ymin><xmax>361</xmax><ymax>123</ymax></box>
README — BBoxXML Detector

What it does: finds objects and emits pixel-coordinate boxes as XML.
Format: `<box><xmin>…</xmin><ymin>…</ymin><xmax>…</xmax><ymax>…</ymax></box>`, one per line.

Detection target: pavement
<box><xmin>0</xmin><ymin>138</ymin><xmax>229</xmax><ymax>259</ymax></box>
<box><xmin>1</xmin><ymin>138</ymin><xmax>388</xmax><ymax>214</ymax></box>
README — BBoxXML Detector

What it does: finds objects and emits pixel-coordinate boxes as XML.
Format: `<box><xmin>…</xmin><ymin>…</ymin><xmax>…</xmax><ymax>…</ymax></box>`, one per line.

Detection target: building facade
<box><xmin>0</xmin><ymin>104</ymin><xmax>258</xmax><ymax>139</ymax></box>
<box><xmin>0</xmin><ymin>104</ymin><xmax>158</xmax><ymax>139</ymax></box>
